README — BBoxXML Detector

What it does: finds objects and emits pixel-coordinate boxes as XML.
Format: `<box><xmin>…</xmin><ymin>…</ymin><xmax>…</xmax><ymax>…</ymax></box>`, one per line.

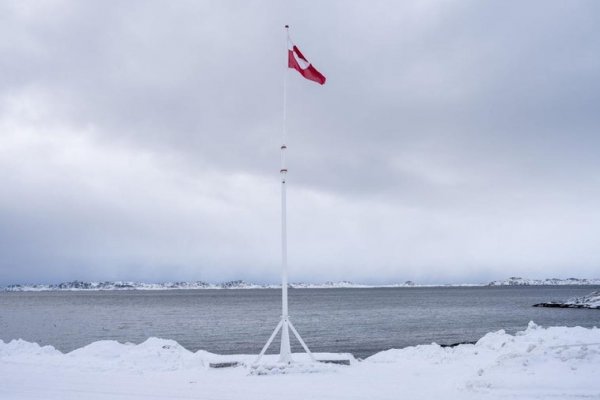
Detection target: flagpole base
<box><xmin>253</xmin><ymin>315</ymin><xmax>314</xmax><ymax>366</ymax></box>
<box><xmin>279</xmin><ymin>318</ymin><xmax>292</xmax><ymax>363</ymax></box>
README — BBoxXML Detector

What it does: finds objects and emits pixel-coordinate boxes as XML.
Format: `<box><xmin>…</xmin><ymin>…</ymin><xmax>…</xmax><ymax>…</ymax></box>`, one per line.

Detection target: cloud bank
<box><xmin>1</xmin><ymin>0</ymin><xmax>599</xmax><ymax>285</ymax></box>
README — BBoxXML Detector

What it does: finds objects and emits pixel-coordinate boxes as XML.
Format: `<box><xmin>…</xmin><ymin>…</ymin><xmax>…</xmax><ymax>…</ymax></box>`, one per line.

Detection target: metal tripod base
<box><xmin>253</xmin><ymin>316</ymin><xmax>315</xmax><ymax>365</ymax></box>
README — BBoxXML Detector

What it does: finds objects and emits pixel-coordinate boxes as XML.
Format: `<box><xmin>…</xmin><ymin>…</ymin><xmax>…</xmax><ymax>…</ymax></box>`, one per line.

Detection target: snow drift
<box><xmin>1</xmin><ymin>322</ymin><xmax>599</xmax><ymax>399</ymax></box>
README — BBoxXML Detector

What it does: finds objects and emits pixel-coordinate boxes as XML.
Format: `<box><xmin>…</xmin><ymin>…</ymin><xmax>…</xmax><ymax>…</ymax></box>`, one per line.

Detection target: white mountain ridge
<box><xmin>2</xmin><ymin>277</ymin><xmax>600</xmax><ymax>291</ymax></box>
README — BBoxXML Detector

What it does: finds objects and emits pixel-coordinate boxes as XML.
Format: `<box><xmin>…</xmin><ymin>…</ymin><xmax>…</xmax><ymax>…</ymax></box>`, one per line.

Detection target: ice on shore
<box><xmin>1</xmin><ymin>322</ymin><xmax>599</xmax><ymax>399</ymax></box>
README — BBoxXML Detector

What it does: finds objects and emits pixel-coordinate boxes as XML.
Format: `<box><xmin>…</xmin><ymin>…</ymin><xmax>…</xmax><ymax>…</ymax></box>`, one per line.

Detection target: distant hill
<box><xmin>487</xmin><ymin>277</ymin><xmax>600</xmax><ymax>286</ymax></box>
<box><xmin>1</xmin><ymin>280</ymin><xmax>418</xmax><ymax>291</ymax></box>
<box><xmin>3</xmin><ymin>277</ymin><xmax>599</xmax><ymax>291</ymax></box>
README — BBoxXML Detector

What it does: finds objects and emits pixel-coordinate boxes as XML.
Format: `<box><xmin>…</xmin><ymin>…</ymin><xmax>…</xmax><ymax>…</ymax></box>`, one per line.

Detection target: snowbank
<box><xmin>1</xmin><ymin>322</ymin><xmax>599</xmax><ymax>399</ymax></box>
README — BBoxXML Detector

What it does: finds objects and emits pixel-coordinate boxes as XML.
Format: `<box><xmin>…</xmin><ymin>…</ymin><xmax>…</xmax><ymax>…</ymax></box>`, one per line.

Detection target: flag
<box><xmin>288</xmin><ymin>42</ymin><xmax>326</xmax><ymax>85</ymax></box>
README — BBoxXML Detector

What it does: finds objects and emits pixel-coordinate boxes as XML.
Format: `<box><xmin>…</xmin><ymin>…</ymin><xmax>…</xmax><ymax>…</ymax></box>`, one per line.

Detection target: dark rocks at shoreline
<box><xmin>533</xmin><ymin>302</ymin><xmax>597</xmax><ymax>309</ymax></box>
<box><xmin>533</xmin><ymin>290</ymin><xmax>600</xmax><ymax>310</ymax></box>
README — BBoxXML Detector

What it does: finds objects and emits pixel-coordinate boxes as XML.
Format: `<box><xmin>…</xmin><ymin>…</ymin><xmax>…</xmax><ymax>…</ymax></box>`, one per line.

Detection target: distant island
<box><xmin>2</xmin><ymin>276</ymin><xmax>600</xmax><ymax>291</ymax></box>
<box><xmin>487</xmin><ymin>277</ymin><xmax>600</xmax><ymax>286</ymax></box>
<box><xmin>534</xmin><ymin>290</ymin><xmax>600</xmax><ymax>310</ymax></box>
<box><xmin>2</xmin><ymin>280</ymin><xmax>412</xmax><ymax>291</ymax></box>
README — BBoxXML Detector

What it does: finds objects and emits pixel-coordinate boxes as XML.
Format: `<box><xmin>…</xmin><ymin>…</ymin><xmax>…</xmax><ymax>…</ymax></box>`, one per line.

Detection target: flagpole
<box><xmin>254</xmin><ymin>25</ymin><xmax>315</xmax><ymax>366</ymax></box>
<box><xmin>278</xmin><ymin>24</ymin><xmax>292</xmax><ymax>363</ymax></box>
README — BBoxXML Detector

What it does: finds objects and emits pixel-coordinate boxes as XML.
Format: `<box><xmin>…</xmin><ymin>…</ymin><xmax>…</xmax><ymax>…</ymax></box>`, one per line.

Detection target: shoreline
<box><xmin>4</xmin><ymin>281</ymin><xmax>600</xmax><ymax>292</ymax></box>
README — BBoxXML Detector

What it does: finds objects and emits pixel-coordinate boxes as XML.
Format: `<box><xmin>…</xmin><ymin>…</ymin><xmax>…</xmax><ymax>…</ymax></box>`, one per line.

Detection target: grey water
<box><xmin>1</xmin><ymin>286</ymin><xmax>599</xmax><ymax>359</ymax></box>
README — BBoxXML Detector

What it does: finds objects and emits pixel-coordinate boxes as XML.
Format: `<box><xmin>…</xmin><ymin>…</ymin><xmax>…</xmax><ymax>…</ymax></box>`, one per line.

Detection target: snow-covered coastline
<box><xmin>487</xmin><ymin>276</ymin><xmax>600</xmax><ymax>286</ymax></box>
<box><xmin>1</xmin><ymin>322</ymin><xmax>599</xmax><ymax>399</ymax></box>
<box><xmin>1</xmin><ymin>280</ymin><xmax>384</xmax><ymax>292</ymax></box>
<box><xmin>534</xmin><ymin>290</ymin><xmax>600</xmax><ymax>309</ymax></box>
<box><xmin>0</xmin><ymin>280</ymin><xmax>447</xmax><ymax>291</ymax></box>
<box><xmin>3</xmin><ymin>277</ymin><xmax>600</xmax><ymax>291</ymax></box>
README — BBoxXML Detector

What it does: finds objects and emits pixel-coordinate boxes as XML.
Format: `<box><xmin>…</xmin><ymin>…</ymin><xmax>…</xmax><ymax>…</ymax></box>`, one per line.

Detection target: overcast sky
<box><xmin>1</xmin><ymin>0</ymin><xmax>599</xmax><ymax>285</ymax></box>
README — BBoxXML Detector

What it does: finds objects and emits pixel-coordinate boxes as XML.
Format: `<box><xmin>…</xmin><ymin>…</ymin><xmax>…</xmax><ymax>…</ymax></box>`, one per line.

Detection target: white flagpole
<box><xmin>254</xmin><ymin>25</ymin><xmax>315</xmax><ymax>366</ymax></box>
<box><xmin>278</xmin><ymin>24</ymin><xmax>292</xmax><ymax>363</ymax></box>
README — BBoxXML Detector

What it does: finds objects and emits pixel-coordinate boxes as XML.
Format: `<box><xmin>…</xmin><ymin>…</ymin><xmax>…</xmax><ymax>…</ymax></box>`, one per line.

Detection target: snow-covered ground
<box><xmin>1</xmin><ymin>322</ymin><xmax>599</xmax><ymax>399</ymax></box>
<box><xmin>4</xmin><ymin>277</ymin><xmax>600</xmax><ymax>291</ymax></box>
<box><xmin>0</xmin><ymin>280</ymin><xmax>415</xmax><ymax>291</ymax></box>
<box><xmin>488</xmin><ymin>277</ymin><xmax>600</xmax><ymax>286</ymax></box>
<box><xmin>534</xmin><ymin>290</ymin><xmax>600</xmax><ymax>309</ymax></box>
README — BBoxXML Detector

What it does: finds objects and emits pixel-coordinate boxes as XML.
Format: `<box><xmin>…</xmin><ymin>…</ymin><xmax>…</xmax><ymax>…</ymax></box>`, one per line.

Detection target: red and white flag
<box><xmin>288</xmin><ymin>42</ymin><xmax>326</xmax><ymax>85</ymax></box>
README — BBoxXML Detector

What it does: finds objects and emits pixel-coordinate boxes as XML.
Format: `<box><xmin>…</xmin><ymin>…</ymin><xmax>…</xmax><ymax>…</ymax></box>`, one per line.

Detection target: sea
<box><xmin>1</xmin><ymin>286</ymin><xmax>599</xmax><ymax>359</ymax></box>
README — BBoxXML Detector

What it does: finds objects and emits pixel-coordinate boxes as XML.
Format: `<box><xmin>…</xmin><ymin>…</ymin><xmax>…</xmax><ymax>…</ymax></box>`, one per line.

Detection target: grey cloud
<box><xmin>1</xmin><ymin>0</ymin><xmax>600</xmax><ymax>285</ymax></box>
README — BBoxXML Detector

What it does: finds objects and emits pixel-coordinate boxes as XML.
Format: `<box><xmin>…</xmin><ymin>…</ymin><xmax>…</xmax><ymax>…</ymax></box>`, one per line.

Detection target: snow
<box><xmin>6</xmin><ymin>277</ymin><xmax>600</xmax><ymax>291</ymax></box>
<box><xmin>1</xmin><ymin>322</ymin><xmax>599</xmax><ymax>399</ymax></box>
<box><xmin>1</xmin><ymin>280</ymin><xmax>408</xmax><ymax>291</ymax></box>
<box><xmin>1</xmin><ymin>280</ymin><xmax>268</xmax><ymax>291</ymax></box>
<box><xmin>564</xmin><ymin>290</ymin><xmax>600</xmax><ymax>308</ymax></box>
<box><xmin>0</xmin><ymin>280</ymin><xmax>365</xmax><ymax>291</ymax></box>
<box><xmin>488</xmin><ymin>276</ymin><xmax>600</xmax><ymax>286</ymax></box>
<box><xmin>535</xmin><ymin>290</ymin><xmax>600</xmax><ymax>309</ymax></box>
